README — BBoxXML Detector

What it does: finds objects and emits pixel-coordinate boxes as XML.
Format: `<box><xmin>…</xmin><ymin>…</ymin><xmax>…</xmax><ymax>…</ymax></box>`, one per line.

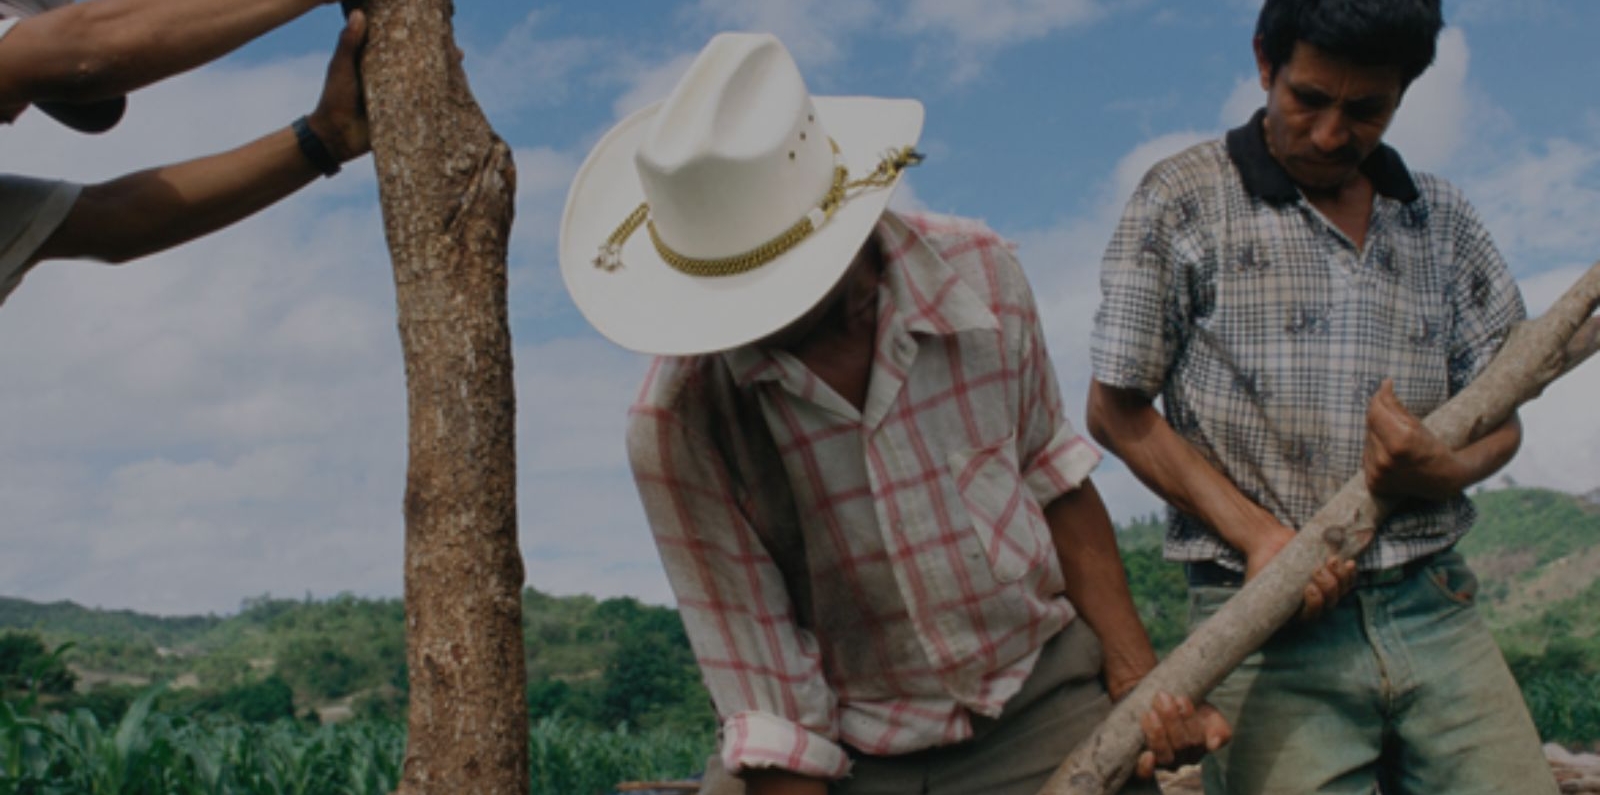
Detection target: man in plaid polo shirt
<box><xmin>562</xmin><ymin>32</ymin><xmax>1228</xmax><ymax>795</ymax></box>
<box><xmin>1088</xmin><ymin>1</ymin><xmax>1558</xmax><ymax>793</ymax></box>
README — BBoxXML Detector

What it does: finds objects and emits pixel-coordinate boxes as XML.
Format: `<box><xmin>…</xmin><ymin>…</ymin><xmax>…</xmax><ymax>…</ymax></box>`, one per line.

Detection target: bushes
<box><xmin>194</xmin><ymin>676</ymin><xmax>297</xmax><ymax>725</ymax></box>
<box><xmin>1519</xmin><ymin>671</ymin><xmax>1600</xmax><ymax>746</ymax></box>
<box><xmin>0</xmin><ymin>633</ymin><xmax>75</xmax><ymax>696</ymax></box>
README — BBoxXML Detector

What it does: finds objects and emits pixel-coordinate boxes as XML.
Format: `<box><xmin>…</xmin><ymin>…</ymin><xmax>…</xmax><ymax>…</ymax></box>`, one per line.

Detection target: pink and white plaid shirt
<box><xmin>627</xmin><ymin>211</ymin><xmax>1101</xmax><ymax>779</ymax></box>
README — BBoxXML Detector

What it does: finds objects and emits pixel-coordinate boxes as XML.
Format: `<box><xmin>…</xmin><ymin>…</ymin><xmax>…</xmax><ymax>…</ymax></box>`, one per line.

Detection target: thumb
<box><xmin>339</xmin><ymin>9</ymin><xmax>369</xmax><ymax>54</ymax></box>
<box><xmin>1203</xmin><ymin>707</ymin><xmax>1232</xmax><ymax>751</ymax></box>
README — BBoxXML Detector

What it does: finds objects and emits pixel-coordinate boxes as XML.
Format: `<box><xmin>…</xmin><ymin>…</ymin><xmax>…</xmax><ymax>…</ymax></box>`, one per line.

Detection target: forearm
<box><xmin>1046</xmin><ymin>479</ymin><xmax>1158</xmax><ymax>699</ymax></box>
<box><xmin>39</xmin><ymin>125</ymin><xmax>320</xmax><ymax>264</ymax></box>
<box><xmin>1086</xmin><ymin>382</ymin><xmax>1280</xmax><ymax>558</ymax></box>
<box><xmin>1437</xmin><ymin>413</ymin><xmax>1522</xmax><ymax>495</ymax></box>
<box><xmin>9</xmin><ymin>0</ymin><xmax>322</xmax><ymax>103</ymax></box>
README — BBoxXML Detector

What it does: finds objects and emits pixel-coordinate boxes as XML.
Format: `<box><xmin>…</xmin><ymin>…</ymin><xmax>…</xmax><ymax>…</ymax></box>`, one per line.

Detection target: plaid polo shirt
<box><xmin>1092</xmin><ymin>109</ymin><xmax>1525</xmax><ymax>574</ymax></box>
<box><xmin>628</xmin><ymin>210</ymin><xmax>1101</xmax><ymax>778</ymax></box>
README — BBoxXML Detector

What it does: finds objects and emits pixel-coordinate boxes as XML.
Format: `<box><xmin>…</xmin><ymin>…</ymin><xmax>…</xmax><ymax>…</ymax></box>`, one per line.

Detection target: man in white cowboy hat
<box><xmin>0</xmin><ymin>0</ymin><xmax>368</xmax><ymax>307</ymax></box>
<box><xmin>561</xmin><ymin>32</ymin><xmax>1230</xmax><ymax>795</ymax></box>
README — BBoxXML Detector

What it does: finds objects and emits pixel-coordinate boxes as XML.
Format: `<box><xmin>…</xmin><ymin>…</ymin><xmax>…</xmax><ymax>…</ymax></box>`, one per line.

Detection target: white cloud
<box><xmin>1452</xmin><ymin>0</ymin><xmax>1562</xmax><ymax>25</ymax></box>
<box><xmin>904</xmin><ymin>0</ymin><xmax>1102</xmax><ymax>47</ymax></box>
<box><xmin>467</xmin><ymin>10</ymin><xmax>602</xmax><ymax>117</ymax></box>
<box><xmin>1220</xmin><ymin>75</ymin><xmax>1262</xmax><ymax>129</ymax></box>
<box><xmin>0</xmin><ymin>50</ymin><xmax>407</xmax><ymax>615</ymax></box>
<box><xmin>1385</xmin><ymin>28</ymin><xmax>1473</xmax><ymax>173</ymax></box>
<box><xmin>1011</xmin><ymin>131</ymin><xmax>1206</xmax><ymax>523</ymax></box>
<box><xmin>508</xmin><ymin>146</ymin><xmax>584</xmax><ymax>320</ymax></box>
<box><xmin>514</xmin><ymin>338</ymin><xmax>670</xmax><ymax>603</ymax></box>
<box><xmin>1505</xmin><ymin>350</ymin><xmax>1600</xmax><ymax>497</ymax></box>
<box><xmin>3</xmin><ymin>4</ymin><xmax>1594</xmax><ymax>620</ymax></box>
<box><xmin>1504</xmin><ymin>264</ymin><xmax>1600</xmax><ymax>497</ymax></box>
<box><xmin>609</xmin><ymin>52</ymin><xmax>698</xmax><ymax>120</ymax></box>
<box><xmin>902</xmin><ymin>0</ymin><xmax>1106</xmax><ymax>83</ymax></box>
<box><xmin>687</xmin><ymin>0</ymin><xmax>880</xmax><ymax>69</ymax></box>
<box><xmin>1465</xmin><ymin>139</ymin><xmax>1600</xmax><ymax>265</ymax></box>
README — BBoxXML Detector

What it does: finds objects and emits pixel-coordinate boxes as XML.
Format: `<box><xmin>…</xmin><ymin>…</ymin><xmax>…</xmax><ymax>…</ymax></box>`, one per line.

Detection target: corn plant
<box><xmin>2</xmin><ymin>690</ymin><xmax>709</xmax><ymax>795</ymax></box>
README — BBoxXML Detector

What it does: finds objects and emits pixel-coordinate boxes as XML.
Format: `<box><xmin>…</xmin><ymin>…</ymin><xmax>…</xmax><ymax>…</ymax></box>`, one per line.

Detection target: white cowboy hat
<box><xmin>559</xmin><ymin>32</ymin><xmax>924</xmax><ymax>356</ymax></box>
<box><xmin>0</xmin><ymin>0</ymin><xmax>127</xmax><ymax>133</ymax></box>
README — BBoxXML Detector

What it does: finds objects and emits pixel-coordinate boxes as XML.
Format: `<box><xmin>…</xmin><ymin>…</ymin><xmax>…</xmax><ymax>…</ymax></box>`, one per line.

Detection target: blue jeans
<box><xmin>1187</xmin><ymin>551</ymin><xmax>1557</xmax><ymax>795</ymax></box>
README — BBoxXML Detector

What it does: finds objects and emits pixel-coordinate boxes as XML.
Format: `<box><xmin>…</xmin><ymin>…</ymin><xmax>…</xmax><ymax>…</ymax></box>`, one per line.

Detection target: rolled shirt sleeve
<box><xmin>1</xmin><ymin>175</ymin><xmax>81</xmax><ymax>308</ymax></box>
<box><xmin>626</xmin><ymin>376</ymin><xmax>850</xmax><ymax>780</ymax></box>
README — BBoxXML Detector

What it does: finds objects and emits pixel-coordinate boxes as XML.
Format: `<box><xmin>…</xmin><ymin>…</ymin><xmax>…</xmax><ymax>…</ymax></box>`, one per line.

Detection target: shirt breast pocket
<box><xmin>948</xmin><ymin>436</ymin><xmax>1049</xmax><ymax>584</ymax></box>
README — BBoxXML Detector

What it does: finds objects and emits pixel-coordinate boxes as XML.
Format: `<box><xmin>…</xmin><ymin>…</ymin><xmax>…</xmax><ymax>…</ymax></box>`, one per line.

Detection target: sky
<box><xmin>2</xmin><ymin>0</ymin><xmax>1598</xmax><ymax>616</ymax></box>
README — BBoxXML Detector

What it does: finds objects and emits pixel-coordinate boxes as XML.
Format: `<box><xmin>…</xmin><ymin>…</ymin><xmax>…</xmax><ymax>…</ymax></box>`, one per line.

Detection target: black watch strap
<box><xmin>292</xmin><ymin>115</ymin><xmax>342</xmax><ymax>177</ymax></box>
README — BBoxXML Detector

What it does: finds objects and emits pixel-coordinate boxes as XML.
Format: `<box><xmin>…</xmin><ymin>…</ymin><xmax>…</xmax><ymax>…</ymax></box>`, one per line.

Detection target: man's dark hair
<box><xmin>1256</xmin><ymin>0</ymin><xmax>1444</xmax><ymax>87</ymax></box>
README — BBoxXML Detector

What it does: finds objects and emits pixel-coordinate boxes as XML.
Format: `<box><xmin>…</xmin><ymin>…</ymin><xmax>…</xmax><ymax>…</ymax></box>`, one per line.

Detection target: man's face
<box><xmin>757</xmin><ymin>234</ymin><xmax>882</xmax><ymax>350</ymax></box>
<box><xmin>1256</xmin><ymin>40</ymin><xmax>1406</xmax><ymax>193</ymax></box>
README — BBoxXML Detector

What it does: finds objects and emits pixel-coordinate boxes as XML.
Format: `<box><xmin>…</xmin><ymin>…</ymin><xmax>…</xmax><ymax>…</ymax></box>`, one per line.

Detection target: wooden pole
<box><xmin>362</xmin><ymin>1</ymin><xmax>527</xmax><ymax>792</ymax></box>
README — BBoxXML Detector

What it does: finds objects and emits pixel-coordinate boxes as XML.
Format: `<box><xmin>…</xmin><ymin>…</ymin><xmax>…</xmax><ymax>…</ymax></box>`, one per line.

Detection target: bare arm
<box><xmin>1086</xmin><ymin>381</ymin><xmax>1353</xmax><ymax>617</ymax></box>
<box><xmin>1086</xmin><ymin>382</ymin><xmax>1288</xmax><ymax>571</ymax></box>
<box><xmin>0</xmin><ymin>0</ymin><xmax>337</xmax><ymax>107</ymax></box>
<box><xmin>1046</xmin><ymin>477</ymin><xmax>1230</xmax><ymax>776</ymax></box>
<box><xmin>1047</xmin><ymin>478</ymin><xmax>1157</xmax><ymax>699</ymax></box>
<box><xmin>31</xmin><ymin>11</ymin><xmax>368</xmax><ymax>266</ymax></box>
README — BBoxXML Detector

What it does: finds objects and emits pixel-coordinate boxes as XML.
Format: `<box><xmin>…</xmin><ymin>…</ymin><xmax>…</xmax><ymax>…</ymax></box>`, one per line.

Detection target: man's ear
<box><xmin>1252</xmin><ymin>36</ymin><xmax>1274</xmax><ymax>92</ymax></box>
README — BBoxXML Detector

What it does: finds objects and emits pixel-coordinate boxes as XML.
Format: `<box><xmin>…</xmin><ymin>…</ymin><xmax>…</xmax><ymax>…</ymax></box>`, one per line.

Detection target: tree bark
<box><xmin>1042</xmin><ymin>262</ymin><xmax>1600</xmax><ymax>795</ymax></box>
<box><xmin>362</xmin><ymin>1</ymin><xmax>526</xmax><ymax>793</ymax></box>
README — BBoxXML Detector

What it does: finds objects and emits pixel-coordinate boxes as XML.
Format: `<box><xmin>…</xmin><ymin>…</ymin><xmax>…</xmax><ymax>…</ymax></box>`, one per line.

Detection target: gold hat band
<box><xmin>594</xmin><ymin>141</ymin><xmax>923</xmax><ymax>278</ymax></box>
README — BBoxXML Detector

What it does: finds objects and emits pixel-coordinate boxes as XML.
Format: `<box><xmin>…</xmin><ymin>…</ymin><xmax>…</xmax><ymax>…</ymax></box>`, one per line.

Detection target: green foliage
<box><xmin>1516</xmin><ymin>671</ymin><xmax>1600</xmax><ymax>746</ymax></box>
<box><xmin>0</xmin><ymin>690</ymin><xmax>708</xmax><ymax>795</ymax></box>
<box><xmin>0</xmin><ymin>587</ymin><xmax>719</xmax><ymax>748</ymax></box>
<box><xmin>1117</xmin><ymin>547</ymin><xmax>1188</xmax><ymax>655</ymax></box>
<box><xmin>528</xmin><ymin>715</ymin><xmax>712</xmax><ymax>795</ymax></box>
<box><xmin>1115</xmin><ymin>513</ymin><xmax>1167</xmax><ymax>552</ymax></box>
<box><xmin>0</xmin><ymin>598</ymin><xmax>218</xmax><ymax>650</ymax></box>
<box><xmin>1459</xmin><ymin>487</ymin><xmax>1600</xmax><ymax>566</ymax></box>
<box><xmin>194</xmin><ymin>676</ymin><xmax>297</xmax><ymax>725</ymax></box>
<box><xmin>0</xmin><ymin>633</ymin><xmax>75</xmax><ymax>696</ymax></box>
<box><xmin>52</xmin><ymin>685</ymin><xmax>138</xmax><ymax>728</ymax></box>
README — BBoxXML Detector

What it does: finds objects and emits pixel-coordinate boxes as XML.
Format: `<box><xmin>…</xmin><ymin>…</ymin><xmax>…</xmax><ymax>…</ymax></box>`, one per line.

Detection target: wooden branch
<box><xmin>363</xmin><ymin>1</ymin><xmax>527</xmax><ymax>793</ymax></box>
<box><xmin>1041</xmin><ymin>261</ymin><xmax>1600</xmax><ymax>795</ymax></box>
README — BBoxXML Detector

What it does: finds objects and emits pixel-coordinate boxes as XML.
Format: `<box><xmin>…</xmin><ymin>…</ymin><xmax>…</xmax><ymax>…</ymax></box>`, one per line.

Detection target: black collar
<box><xmin>1225</xmin><ymin>108</ymin><xmax>1421</xmax><ymax>205</ymax></box>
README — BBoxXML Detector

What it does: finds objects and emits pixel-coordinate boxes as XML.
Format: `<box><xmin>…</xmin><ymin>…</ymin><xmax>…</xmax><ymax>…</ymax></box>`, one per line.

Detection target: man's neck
<box><xmin>783</xmin><ymin>252</ymin><xmax>882</xmax><ymax>412</ymax></box>
<box><xmin>1301</xmin><ymin>175</ymin><xmax>1377</xmax><ymax>250</ymax></box>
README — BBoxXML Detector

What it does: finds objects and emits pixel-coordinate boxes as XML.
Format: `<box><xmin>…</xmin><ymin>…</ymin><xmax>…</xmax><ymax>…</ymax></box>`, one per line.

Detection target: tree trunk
<box><xmin>362</xmin><ymin>1</ymin><xmax>526</xmax><ymax>793</ymax></box>
<box><xmin>1042</xmin><ymin>262</ymin><xmax>1600</xmax><ymax>795</ymax></box>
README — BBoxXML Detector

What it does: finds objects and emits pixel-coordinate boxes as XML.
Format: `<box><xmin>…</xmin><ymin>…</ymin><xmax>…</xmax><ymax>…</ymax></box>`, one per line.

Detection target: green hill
<box><xmin>0</xmin><ymin>596</ymin><xmax>220</xmax><ymax>648</ymax></box>
<box><xmin>1118</xmin><ymin>486</ymin><xmax>1600</xmax><ymax>652</ymax></box>
<box><xmin>3</xmin><ymin>485</ymin><xmax>1594</xmax><ymax>743</ymax></box>
<box><xmin>0</xmin><ymin>589</ymin><xmax>709</xmax><ymax>734</ymax></box>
